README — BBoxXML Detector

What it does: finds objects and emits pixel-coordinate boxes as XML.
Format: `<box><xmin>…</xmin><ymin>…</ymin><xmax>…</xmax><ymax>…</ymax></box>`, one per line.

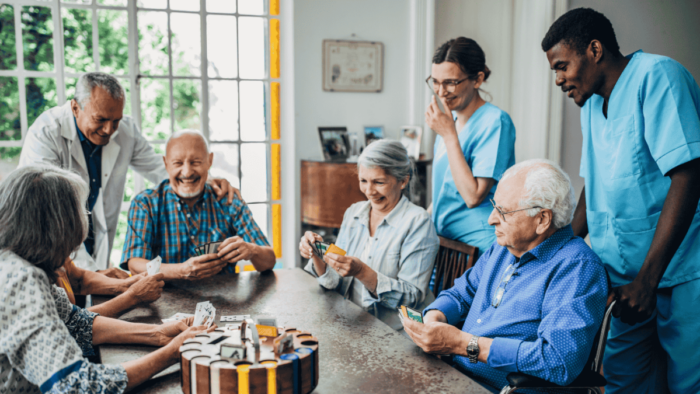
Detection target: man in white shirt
<box><xmin>19</xmin><ymin>72</ymin><xmax>237</xmax><ymax>274</ymax></box>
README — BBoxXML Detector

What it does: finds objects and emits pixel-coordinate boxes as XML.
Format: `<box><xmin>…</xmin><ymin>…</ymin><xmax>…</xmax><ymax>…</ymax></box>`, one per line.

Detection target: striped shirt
<box><xmin>121</xmin><ymin>180</ymin><xmax>269</xmax><ymax>273</ymax></box>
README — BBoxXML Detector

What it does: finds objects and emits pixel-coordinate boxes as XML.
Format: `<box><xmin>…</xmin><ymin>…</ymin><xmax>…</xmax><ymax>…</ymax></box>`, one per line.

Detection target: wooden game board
<box><xmin>180</xmin><ymin>325</ymin><xmax>319</xmax><ymax>394</ymax></box>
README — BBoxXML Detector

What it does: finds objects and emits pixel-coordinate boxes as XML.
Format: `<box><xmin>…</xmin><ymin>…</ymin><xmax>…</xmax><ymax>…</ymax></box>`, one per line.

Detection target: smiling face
<box><xmin>358</xmin><ymin>165</ymin><xmax>407</xmax><ymax>214</ymax></box>
<box><xmin>546</xmin><ymin>41</ymin><xmax>604</xmax><ymax>107</ymax></box>
<box><xmin>164</xmin><ymin>133</ymin><xmax>213</xmax><ymax>201</ymax></box>
<box><xmin>71</xmin><ymin>86</ymin><xmax>124</xmax><ymax>145</ymax></box>
<box><xmin>430</xmin><ymin>61</ymin><xmax>482</xmax><ymax>112</ymax></box>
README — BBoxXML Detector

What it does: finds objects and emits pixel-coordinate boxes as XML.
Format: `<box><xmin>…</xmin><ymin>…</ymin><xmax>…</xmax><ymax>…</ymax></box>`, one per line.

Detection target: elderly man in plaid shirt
<box><xmin>121</xmin><ymin>130</ymin><xmax>276</xmax><ymax>280</ymax></box>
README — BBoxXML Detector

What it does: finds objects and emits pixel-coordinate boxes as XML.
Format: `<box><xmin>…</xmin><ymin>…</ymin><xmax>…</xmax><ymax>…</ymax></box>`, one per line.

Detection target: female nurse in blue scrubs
<box><xmin>426</xmin><ymin>37</ymin><xmax>516</xmax><ymax>292</ymax></box>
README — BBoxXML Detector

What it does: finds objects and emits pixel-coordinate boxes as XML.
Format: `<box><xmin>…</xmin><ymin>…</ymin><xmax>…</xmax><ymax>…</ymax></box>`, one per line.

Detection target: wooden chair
<box><xmin>432</xmin><ymin>236</ymin><xmax>479</xmax><ymax>297</ymax></box>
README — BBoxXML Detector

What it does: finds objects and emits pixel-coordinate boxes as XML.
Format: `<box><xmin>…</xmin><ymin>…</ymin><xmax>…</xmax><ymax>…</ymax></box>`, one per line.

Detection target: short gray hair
<box><xmin>501</xmin><ymin>159</ymin><xmax>576</xmax><ymax>229</ymax></box>
<box><xmin>165</xmin><ymin>129</ymin><xmax>210</xmax><ymax>156</ymax></box>
<box><xmin>0</xmin><ymin>165</ymin><xmax>89</xmax><ymax>282</ymax></box>
<box><xmin>74</xmin><ymin>72</ymin><xmax>125</xmax><ymax>109</ymax></box>
<box><xmin>358</xmin><ymin>139</ymin><xmax>413</xmax><ymax>184</ymax></box>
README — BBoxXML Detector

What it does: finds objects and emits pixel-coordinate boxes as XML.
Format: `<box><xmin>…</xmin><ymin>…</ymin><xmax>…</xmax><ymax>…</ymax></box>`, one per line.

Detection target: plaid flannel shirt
<box><xmin>121</xmin><ymin>180</ymin><xmax>269</xmax><ymax>273</ymax></box>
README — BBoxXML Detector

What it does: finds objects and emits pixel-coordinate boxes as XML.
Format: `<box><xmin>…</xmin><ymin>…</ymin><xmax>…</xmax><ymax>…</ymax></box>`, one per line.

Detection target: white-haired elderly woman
<box><xmin>0</xmin><ymin>165</ymin><xmax>214</xmax><ymax>394</ymax></box>
<box><xmin>300</xmin><ymin>140</ymin><xmax>440</xmax><ymax>330</ymax></box>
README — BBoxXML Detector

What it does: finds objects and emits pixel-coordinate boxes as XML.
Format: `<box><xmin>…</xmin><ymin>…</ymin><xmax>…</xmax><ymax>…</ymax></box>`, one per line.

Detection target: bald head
<box><xmin>163</xmin><ymin>130</ymin><xmax>213</xmax><ymax>201</ymax></box>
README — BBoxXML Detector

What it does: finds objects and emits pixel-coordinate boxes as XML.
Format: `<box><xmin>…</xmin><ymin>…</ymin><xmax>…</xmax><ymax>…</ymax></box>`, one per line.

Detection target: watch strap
<box><xmin>467</xmin><ymin>335</ymin><xmax>480</xmax><ymax>363</ymax></box>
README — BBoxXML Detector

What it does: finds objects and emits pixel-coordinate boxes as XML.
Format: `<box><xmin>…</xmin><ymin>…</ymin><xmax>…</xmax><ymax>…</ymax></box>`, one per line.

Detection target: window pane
<box><xmin>140</xmin><ymin>78</ymin><xmax>171</xmax><ymax>140</ymax></box>
<box><xmin>171</xmin><ymin>13</ymin><xmax>200</xmax><ymax>77</ymax></box>
<box><xmin>173</xmin><ymin>79</ymin><xmax>201</xmax><ymax>131</ymax></box>
<box><xmin>208</xmin><ymin>80</ymin><xmax>238</xmax><ymax>141</ymax></box>
<box><xmin>143</xmin><ymin>143</ymin><xmax>164</xmax><ymax>188</ymax></box>
<box><xmin>137</xmin><ymin>0</ymin><xmax>166</xmax><ymax>8</ymax></box>
<box><xmin>65</xmin><ymin>77</ymin><xmax>77</xmax><ymax>100</ymax></box>
<box><xmin>26</xmin><ymin>78</ymin><xmax>57</xmax><ymax>127</ymax></box>
<box><xmin>121</xmin><ymin>78</ymin><xmax>131</xmax><ymax>116</ymax></box>
<box><xmin>238</xmin><ymin>0</ymin><xmax>264</xmax><ymax>15</ymax></box>
<box><xmin>207</xmin><ymin>15</ymin><xmax>237</xmax><ymax>78</ymax></box>
<box><xmin>98</xmin><ymin>0</ymin><xmax>127</xmax><ymax>6</ymax></box>
<box><xmin>240</xmin><ymin>81</ymin><xmax>266</xmax><ymax>141</ymax></box>
<box><xmin>62</xmin><ymin>0</ymin><xmax>91</xmax><ymax>4</ymax></box>
<box><xmin>0</xmin><ymin>148</ymin><xmax>22</xmax><ymax>182</ymax></box>
<box><xmin>62</xmin><ymin>8</ymin><xmax>93</xmax><ymax>74</ymax></box>
<box><xmin>98</xmin><ymin>10</ymin><xmax>129</xmax><ymax>75</ymax></box>
<box><xmin>110</xmin><ymin>210</ymin><xmax>128</xmax><ymax>268</ymax></box>
<box><xmin>0</xmin><ymin>5</ymin><xmax>17</xmax><ymax>70</ymax></box>
<box><xmin>240</xmin><ymin>143</ymin><xmax>267</xmax><ymax>202</ymax></box>
<box><xmin>207</xmin><ymin>0</ymin><xmax>235</xmax><ymax>13</ymax></box>
<box><xmin>248</xmin><ymin>203</ymin><xmax>269</xmax><ymax>239</ymax></box>
<box><xmin>238</xmin><ymin>17</ymin><xmax>265</xmax><ymax>79</ymax></box>
<box><xmin>0</xmin><ymin>77</ymin><xmax>21</xmax><ymax>141</ymax></box>
<box><xmin>170</xmin><ymin>0</ymin><xmax>199</xmax><ymax>12</ymax></box>
<box><xmin>123</xmin><ymin>167</ymin><xmax>136</xmax><ymax>202</ymax></box>
<box><xmin>210</xmin><ymin>143</ymin><xmax>240</xmax><ymax>189</ymax></box>
<box><xmin>138</xmin><ymin>11</ymin><xmax>168</xmax><ymax>76</ymax></box>
<box><xmin>22</xmin><ymin>6</ymin><xmax>54</xmax><ymax>72</ymax></box>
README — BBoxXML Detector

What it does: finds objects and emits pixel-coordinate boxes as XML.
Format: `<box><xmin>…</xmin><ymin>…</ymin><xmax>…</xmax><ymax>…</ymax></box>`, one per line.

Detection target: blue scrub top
<box><xmin>581</xmin><ymin>50</ymin><xmax>700</xmax><ymax>288</ymax></box>
<box><xmin>431</xmin><ymin>102</ymin><xmax>516</xmax><ymax>253</ymax></box>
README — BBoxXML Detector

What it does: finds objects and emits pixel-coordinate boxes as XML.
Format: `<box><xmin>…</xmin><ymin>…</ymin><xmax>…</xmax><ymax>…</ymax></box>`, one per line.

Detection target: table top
<box><xmin>95</xmin><ymin>268</ymin><xmax>489</xmax><ymax>394</ymax></box>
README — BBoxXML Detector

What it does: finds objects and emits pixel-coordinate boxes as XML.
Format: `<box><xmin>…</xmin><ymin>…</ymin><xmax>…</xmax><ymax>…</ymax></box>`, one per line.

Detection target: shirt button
<box><xmin>187</xmin><ymin>214</ymin><xmax>190</xmax><ymax>217</ymax></box>
<box><xmin>477</xmin><ymin>319</ymin><xmax>482</xmax><ymax>323</ymax></box>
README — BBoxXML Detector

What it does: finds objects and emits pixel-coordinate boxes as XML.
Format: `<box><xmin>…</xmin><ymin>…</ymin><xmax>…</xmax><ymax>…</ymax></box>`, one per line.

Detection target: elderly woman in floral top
<box><xmin>0</xmin><ymin>165</ymin><xmax>213</xmax><ymax>394</ymax></box>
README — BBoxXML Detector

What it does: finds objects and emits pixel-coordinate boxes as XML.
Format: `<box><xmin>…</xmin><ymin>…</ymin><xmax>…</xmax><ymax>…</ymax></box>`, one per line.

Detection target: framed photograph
<box><xmin>322</xmin><ymin>40</ymin><xmax>384</xmax><ymax>92</ymax></box>
<box><xmin>400</xmin><ymin>126</ymin><xmax>422</xmax><ymax>159</ymax></box>
<box><xmin>364</xmin><ymin>126</ymin><xmax>384</xmax><ymax>146</ymax></box>
<box><xmin>318</xmin><ymin>127</ymin><xmax>350</xmax><ymax>162</ymax></box>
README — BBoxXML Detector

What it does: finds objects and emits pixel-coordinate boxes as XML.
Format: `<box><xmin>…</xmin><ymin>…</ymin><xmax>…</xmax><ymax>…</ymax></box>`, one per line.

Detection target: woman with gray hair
<box><xmin>299</xmin><ymin>140</ymin><xmax>440</xmax><ymax>330</ymax></box>
<box><xmin>0</xmin><ymin>165</ymin><xmax>213</xmax><ymax>394</ymax></box>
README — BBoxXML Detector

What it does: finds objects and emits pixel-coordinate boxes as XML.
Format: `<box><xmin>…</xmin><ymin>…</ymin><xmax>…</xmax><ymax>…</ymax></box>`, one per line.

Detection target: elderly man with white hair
<box><xmin>402</xmin><ymin>159</ymin><xmax>608</xmax><ymax>393</ymax></box>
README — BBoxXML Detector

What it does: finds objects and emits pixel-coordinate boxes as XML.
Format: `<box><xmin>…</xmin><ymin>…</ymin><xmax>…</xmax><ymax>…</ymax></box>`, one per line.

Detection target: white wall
<box><xmin>561</xmin><ymin>0</ymin><xmax>700</xmax><ymax>196</ymax></box>
<box><xmin>294</xmin><ymin>0</ymin><xmax>413</xmax><ymax>162</ymax></box>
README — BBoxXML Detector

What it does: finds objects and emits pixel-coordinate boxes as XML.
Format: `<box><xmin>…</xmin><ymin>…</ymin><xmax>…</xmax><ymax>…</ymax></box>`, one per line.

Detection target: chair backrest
<box><xmin>432</xmin><ymin>236</ymin><xmax>478</xmax><ymax>297</ymax></box>
<box><xmin>584</xmin><ymin>300</ymin><xmax>616</xmax><ymax>374</ymax></box>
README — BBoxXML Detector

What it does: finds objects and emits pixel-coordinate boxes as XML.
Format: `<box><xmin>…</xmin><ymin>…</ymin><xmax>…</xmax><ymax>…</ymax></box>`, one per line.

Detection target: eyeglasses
<box><xmin>425</xmin><ymin>76</ymin><xmax>470</xmax><ymax>93</ymax></box>
<box><xmin>490</xmin><ymin>199</ymin><xmax>543</xmax><ymax>222</ymax></box>
<box><xmin>492</xmin><ymin>263</ymin><xmax>517</xmax><ymax>308</ymax></box>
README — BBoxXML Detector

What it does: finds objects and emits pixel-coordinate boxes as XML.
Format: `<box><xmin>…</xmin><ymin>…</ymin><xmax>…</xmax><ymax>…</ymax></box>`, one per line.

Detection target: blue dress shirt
<box><xmin>74</xmin><ymin>118</ymin><xmax>102</xmax><ymax>255</ymax></box>
<box><xmin>425</xmin><ymin>225</ymin><xmax>608</xmax><ymax>391</ymax></box>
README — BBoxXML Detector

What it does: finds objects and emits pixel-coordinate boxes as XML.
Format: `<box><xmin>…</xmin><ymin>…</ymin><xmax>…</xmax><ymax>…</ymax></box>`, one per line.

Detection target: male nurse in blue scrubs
<box><xmin>542</xmin><ymin>8</ymin><xmax>700</xmax><ymax>394</ymax></box>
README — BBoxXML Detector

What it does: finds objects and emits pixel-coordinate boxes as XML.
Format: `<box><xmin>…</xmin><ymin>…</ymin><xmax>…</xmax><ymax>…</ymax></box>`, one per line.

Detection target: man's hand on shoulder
<box><xmin>207</xmin><ymin>178</ymin><xmax>241</xmax><ymax>204</ymax></box>
<box><xmin>179</xmin><ymin>254</ymin><xmax>228</xmax><ymax>280</ymax></box>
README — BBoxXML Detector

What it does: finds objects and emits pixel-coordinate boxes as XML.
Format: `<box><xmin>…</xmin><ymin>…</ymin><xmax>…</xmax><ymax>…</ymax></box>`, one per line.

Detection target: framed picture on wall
<box><xmin>318</xmin><ymin>127</ymin><xmax>350</xmax><ymax>162</ymax></box>
<box><xmin>364</xmin><ymin>126</ymin><xmax>384</xmax><ymax>146</ymax></box>
<box><xmin>322</xmin><ymin>40</ymin><xmax>384</xmax><ymax>92</ymax></box>
<box><xmin>400</xmin><ymin>126</ymin><xmax>422</xmax><ymax>159</ymax></box>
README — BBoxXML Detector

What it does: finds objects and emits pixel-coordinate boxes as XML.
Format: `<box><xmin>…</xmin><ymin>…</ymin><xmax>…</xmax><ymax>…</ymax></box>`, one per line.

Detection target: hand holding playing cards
<box><xmin>402</xmin><ymin>318</ymin><xmax>464</xmax><ymax>355</ymax></box>
<box><xmin>217</xmin><ymin>236</ymin><xmax>255</xmax><ymax>264</ymax></box>
<box><xmin>299</xmin><ymin>231</ymin><xmax>323</xmax><ymax>260</ymax></box>
<box><xmin>325</xmin><ymin>253</ymin><xmax>365</xmax><ymax>278</ymax></box>
<box><xmin>180</xmin><ymin>254</ymin><xmax>227</xmax><ymax>280</ymax></box>
<box><xmin>126</xmin><ymin>272</ymin><xmax>165</xmax><ymax>303</ymax></box>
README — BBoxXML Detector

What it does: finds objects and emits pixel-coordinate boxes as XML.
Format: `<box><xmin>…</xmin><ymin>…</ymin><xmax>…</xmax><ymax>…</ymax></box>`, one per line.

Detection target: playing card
<box><xmin>161</xmin><ymin>312</ymin><xmax>194</xmax><ymax>323</ymax></box>
<box><xmin>221</xmin><ymin>315</ymin><xmax>250</xmax><ymax>322</ymax></box>
<box><xmin>326</xmin><ymin>243</ymin><xmax>346</xmax><ymax>256</ymax></box>
<box><xmin>209</xmin><ymin>241</ymin><xmax>222</xmax><ymax>255</ymax></box>
<box><xmin>146</xmin><ymin>256</ymin><xmax>162</xmax><ymax>275</ymax></box>
<box><xmin>314</xmin><ymin>242</ymin><xmax>329</xmax><ymax>258</ymax></box>
<box><xmin>204</xmin><ymin>306</ymin><xmax>216</xmax><ymax>327</ymax></box>
<box><xmin>194</xmin><ymin>302</ymin><xmax>209</xmax><ymax>326</ymax></box>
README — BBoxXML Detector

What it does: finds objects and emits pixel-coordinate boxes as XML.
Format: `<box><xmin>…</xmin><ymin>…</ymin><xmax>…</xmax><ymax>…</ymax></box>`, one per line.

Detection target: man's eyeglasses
<box><xmin>490</xmin><ymin>199</ymin><xmax>543</xmax><ymax>222</ymax></box>
<box><xmin>425</xmin><ymin>76</ymin><xmax>469</xmax><ymax>93</ymax></box>
<box><xmin>492</xmin><ymin>263</ymin><xmax>516</xmax><ymax>308</ymax></box>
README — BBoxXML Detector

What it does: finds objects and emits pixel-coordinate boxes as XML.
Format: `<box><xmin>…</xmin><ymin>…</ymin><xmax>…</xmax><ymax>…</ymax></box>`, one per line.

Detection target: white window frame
<box><xmin>0</xmin><ymin>0</ymin><xmax>276</xmax><ymax>260</ymax></box>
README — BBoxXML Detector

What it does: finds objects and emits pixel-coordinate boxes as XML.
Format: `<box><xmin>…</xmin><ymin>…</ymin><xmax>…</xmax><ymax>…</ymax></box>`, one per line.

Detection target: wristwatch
<box><xmin>467</xmin><ymin>335</ymin><xmax>480</xmax><ymax>364</ymax></box>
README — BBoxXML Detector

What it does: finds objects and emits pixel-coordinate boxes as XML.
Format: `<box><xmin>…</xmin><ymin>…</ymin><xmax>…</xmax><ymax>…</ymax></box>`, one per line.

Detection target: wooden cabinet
<box><xmin>301</xmin><ymin>160</ymin><xmax>366</xmax><ymax>228</ymax></box>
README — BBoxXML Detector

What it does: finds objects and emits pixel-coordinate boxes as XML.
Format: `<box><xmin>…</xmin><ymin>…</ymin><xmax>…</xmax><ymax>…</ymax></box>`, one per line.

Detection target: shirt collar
<box><xmin>518</xmin><ymin>225</ymin><xmax>574</xmax><ymax>265</ymax></box>
<box><xmin>163</xmin><ymin>180</ymin><xmax>213</xmax><ymax>206</ymax></box>
<box><xmin>353</xmin><ymin>194</ymin><xmax>408</xmax><ymax>228</ymax></box>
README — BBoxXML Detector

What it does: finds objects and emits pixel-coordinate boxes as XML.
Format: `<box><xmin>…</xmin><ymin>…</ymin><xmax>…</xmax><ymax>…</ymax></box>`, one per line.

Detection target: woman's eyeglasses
<box><xmin>425</xmin><ymin>76</ymin><xmax>469</xmax><ymax>93</ymax></box>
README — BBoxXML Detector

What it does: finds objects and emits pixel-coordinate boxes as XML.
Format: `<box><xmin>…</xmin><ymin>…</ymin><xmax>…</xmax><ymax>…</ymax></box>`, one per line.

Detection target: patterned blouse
<box><xmin>0</xmin><ymin>250</ymin><xmax>128</xmax><ymax>394</ymax></box>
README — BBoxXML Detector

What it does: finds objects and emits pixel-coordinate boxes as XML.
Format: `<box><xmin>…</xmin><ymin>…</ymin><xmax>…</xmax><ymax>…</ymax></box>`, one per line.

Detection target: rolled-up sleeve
<box><xmin>372</xmin><ymin>212</ymin><xmax>439</xmax><ymax>310</ymax></box>
<box><xmin>487</xmin><ymin>258</ymin><xmax>608</xmax><ymax>385</ymax></box>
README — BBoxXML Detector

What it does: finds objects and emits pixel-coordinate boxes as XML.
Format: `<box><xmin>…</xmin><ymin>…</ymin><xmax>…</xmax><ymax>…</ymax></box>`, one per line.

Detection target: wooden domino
<box><xmin>180</xmin><ymin>326</ymin><xmax>319</xmax><ymax>394</ymax></box>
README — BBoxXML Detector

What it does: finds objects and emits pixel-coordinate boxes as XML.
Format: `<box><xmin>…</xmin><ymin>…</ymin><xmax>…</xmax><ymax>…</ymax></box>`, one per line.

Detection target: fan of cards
<box><xmin>194</xmin><ymin>241</ymin><xmax>222</xmax><ymax>256</ymax></box>
<box><xmin>398</xmin><ymin>305</ymin><xmax>424</xmax><ymax>323</ymax></box>
<box><xmin>146</xmin><ymin>256</ymin><xmax>162</xmax><ymax>276</ymax></box>
<box><xmin>310</xmin><ymin>242</ymin><xmax>346</xmax><ymax>258</ymax></box>
<box><xmin>193</xmin><ymin>301</ymin><xmax>216</xmax><ymax>327</ymax></box>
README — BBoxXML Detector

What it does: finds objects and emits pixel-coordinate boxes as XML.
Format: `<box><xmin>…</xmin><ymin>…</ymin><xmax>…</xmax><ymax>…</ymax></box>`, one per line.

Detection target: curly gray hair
<box><xmin>500</xmin><ymin>159</ymin><xmax>576</xmax><ymax>229</ymax></box>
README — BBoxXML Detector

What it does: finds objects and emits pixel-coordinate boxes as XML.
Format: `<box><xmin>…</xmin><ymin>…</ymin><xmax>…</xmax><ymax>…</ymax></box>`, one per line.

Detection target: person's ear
<box><xmin>473</xmin><ymin>71</ymin><xmax>485</xmax><ymax>90</ymax></box>
<box><xmin>207</xmin><ymin>152</ymin><xmax>214</xmax><ymax>168</ymax></box>
<box><xmin>162</xmin><ymin>155</ymin><xmax>168</xmax><ymax>170</ymax></box>
<box><xmin>589</xmin><ymin>40</ymin><xmax>604</xmax><ymax>64</ymax></box>
<box><xmin>535</xmin><ymin>209</ymin><xmax>553</xmax><ymax>235</ymax></box>
<box><xmin>70</xmin><ymin>99</ymin><xmax>81</xmax><ymax>119</ymax></box>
